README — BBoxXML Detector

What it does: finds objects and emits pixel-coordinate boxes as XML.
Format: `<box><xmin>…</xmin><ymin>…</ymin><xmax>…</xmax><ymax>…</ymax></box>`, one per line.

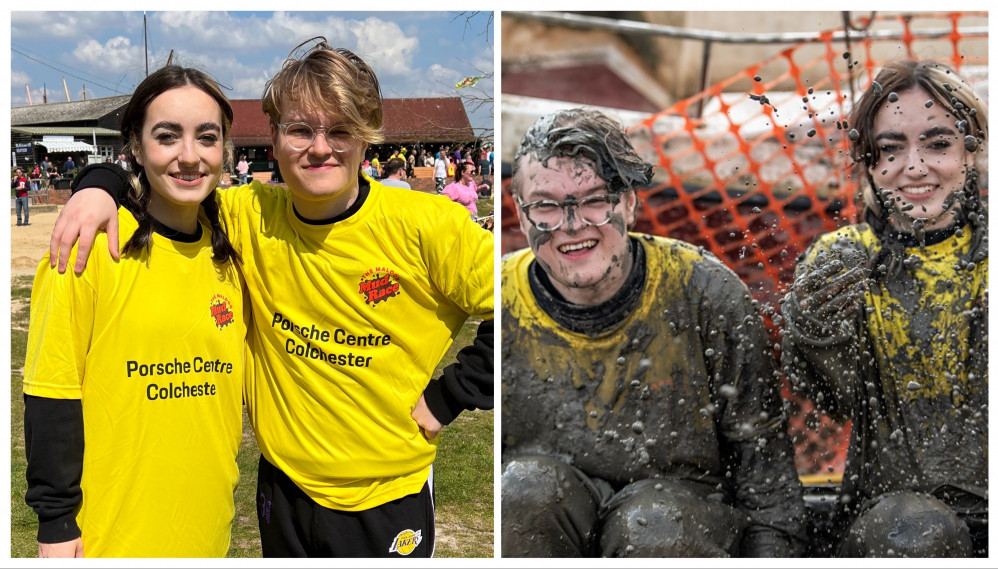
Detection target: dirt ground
<box><xmin>11</xmin><ymin>206</ymin><xmax>61</xmax><ymax>276</ymax></box>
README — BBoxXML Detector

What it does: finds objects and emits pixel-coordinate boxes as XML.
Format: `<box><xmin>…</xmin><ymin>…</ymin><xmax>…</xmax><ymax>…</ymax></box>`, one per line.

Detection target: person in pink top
<box><xmin>441</xmin><ymin>162</ymin><xmax>479</xmax><ymax>217</ymax></box>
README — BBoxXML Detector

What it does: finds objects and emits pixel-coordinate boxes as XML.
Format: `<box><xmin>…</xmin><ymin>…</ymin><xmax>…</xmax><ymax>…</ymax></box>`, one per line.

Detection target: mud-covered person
<box><xmin>501</xmin><ymin>108</ymin><xmax>806</xmax><ymax>557</ymax></box>
<box><xmin>781</xmin><ymin>59</ymin><xmax>988</xmax><ymax>557</ymax></box>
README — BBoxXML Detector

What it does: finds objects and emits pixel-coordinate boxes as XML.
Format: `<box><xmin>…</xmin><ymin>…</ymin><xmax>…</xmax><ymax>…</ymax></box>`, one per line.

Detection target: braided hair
<box><xmin>119</xmin><ymin>65</ymin><xmax>239</xmax><ymax>264</ymax></box>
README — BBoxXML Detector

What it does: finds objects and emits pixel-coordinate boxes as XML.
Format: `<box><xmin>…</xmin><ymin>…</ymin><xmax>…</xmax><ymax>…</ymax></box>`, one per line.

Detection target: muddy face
<box><xmin>868</xmin><ymin>87</ymin><xmax>974</xmax><ymax>232</ymax></box>
<box><xmin>513</xmin><ymin>154</ymin><xmax>637</xmax><ymax>305</ymax></box>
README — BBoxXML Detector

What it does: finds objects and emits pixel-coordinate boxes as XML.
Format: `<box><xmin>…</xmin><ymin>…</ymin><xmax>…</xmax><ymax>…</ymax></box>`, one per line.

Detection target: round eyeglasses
<box><xmin>516</xmin><ymin>193</ymin><xmax>622</xmax><ymax>232</ymax></box>
<box><xmin>277</xmin><ymin>122</ymin><xmax>353</xmax><ymax>153</ymax></box>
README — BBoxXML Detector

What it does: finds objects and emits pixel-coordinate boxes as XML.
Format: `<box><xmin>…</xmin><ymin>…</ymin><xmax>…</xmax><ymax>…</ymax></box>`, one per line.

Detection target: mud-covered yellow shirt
<box><xmin>501</xmin><ymin>234</ymin><xmax>805</xmax><ymax>548</ymax></box>
<box><xmin>220</xmin><ymin>177</ymin><xmax>493</xmax><ymax>510</ymax></box>
<box><xmin>23</xmin><ymin>208</ymin><xmax>247</xmax><ymax>557</ymax></box>
<box><xmin>783</xmin><ymin>223</ymin><xmax>988</xmax><ymax>503</ymax></box>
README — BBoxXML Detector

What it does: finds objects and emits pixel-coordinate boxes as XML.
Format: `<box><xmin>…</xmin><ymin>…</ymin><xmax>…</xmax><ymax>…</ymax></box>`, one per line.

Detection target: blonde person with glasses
<box><xmin>501</xmin><ymin>108</ymin><xmax>805</xmax><ymax>557</ymax></box>
<box><xmin>48</xmin><ymin>38</ymin><xmax>494</xmax><ymax>558</ymax></box>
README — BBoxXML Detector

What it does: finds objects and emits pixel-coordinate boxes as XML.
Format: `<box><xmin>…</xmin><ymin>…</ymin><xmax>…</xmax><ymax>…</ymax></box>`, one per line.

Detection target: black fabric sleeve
<box><xmin>24</xmin><ymin>394</ymin><xmax>85</xmax><ymax>543</ymax></box>
<box><xmin>70</xmin><ymin>163</ymin><xmax>130</xmax><ymax>208</ymax></box>
<box><xmin>422</xmin><ymin>319</ymin><xmax>494</xmax><ymax>425</ymax></box>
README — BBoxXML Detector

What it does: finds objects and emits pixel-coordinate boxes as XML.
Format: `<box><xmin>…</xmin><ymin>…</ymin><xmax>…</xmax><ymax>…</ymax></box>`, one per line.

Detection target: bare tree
<box><xmin>452</xmin><ymin>11</ymin><xmax>494</xmax><ymax>144</ymax></box>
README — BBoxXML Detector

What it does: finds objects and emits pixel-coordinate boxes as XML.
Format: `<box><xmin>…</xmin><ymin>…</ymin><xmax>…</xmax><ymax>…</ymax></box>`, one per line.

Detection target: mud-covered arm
<box><xmin>423</xmin><ymin>319</ymin><xmax>494</xmax><ymax>425</ymax></box>
<box><xmin>780</xmin><ymin>247</ymin><xmax>868</xmax><ymax>420</ymax></box>
<box><xmin>24</xmin><ymin>395</ymin><xmax>85</xmax><ymax>543</ymax></box>
<box><xmin>697</xmin><ymin>261</ymin><xmax>807</xmax><ymax>556</ymax></box>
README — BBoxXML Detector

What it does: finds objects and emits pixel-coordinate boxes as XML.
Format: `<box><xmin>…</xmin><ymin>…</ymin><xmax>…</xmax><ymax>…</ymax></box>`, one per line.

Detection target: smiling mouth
<box><xmin>899</xmin><ymin>185</ymin><xmax>935</xmax><ymax>196</ymax></box>
<box><xmin>558</xmin><ymin>239</ymin><xmax>597</xmax><ymax>254</ymax></box>
<box><xmin>172</xmin><ymin>173</ymin><xmax>205</xmax><ymax>182</ymax></box>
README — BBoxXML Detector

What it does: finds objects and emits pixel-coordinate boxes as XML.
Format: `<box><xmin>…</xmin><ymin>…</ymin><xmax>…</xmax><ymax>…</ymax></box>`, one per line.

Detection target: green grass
<box><xmin>432</xmin><ymin>318</ymin><xmax>494</xmax><ymax>558</ymax></box>
<box><xmin>10</xmin><ymin>276</ymin><xmax>35</xmax><ymax>557</ymax></box>
<box><xmin>9</xmin><ymin>275</ymin><xmax>493</xmax><ymax>558</ymax></box>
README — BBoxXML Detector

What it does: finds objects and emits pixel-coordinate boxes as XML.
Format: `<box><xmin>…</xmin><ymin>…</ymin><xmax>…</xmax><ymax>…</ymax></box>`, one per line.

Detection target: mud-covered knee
<box><xmin>842</xmin><ymin>492</ymin><xmax>973</xmax><ymax>557</ymax></box>
<box><xmin>601</xmin><ymin>483</ymin><xmax>741</xmax><ymax>557</ymax></box>
<box><xmin>501</xmin><ymin>455</ymin><xmax>588</xmax><ymax>511</ymax></box>
<box><xmin>501</xmin><ymin>456</ymin><xmax>601</xmax><ymax>557</ymax></box>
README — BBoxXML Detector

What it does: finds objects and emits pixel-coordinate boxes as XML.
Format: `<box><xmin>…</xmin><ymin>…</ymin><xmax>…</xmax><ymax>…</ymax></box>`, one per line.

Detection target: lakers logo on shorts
<box><xmin>388</xmin><ymin>529</ymin><xmax>422</xmax><ymax>555</ymax></box>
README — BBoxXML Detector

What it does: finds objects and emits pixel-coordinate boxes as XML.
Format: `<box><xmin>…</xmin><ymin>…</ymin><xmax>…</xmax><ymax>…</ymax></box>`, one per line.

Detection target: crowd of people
<box><xmin>362</xmin><ymin>143</ymin><xmax>494</xmax><ymax>197</ymax></box>
<box><xmin>11</xmin><ymin>155</ymin><xmax>87</xmax><ymax>227</ymax></box>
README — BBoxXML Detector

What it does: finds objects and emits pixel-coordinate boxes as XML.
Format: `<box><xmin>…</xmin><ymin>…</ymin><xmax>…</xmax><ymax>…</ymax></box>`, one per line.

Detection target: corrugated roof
<box><xmin>382</xmin><ymin>98</ymin><xmax>476</xmax><ymax>143</ymax></box>
<box><xmin>228</xmin><ymin>97</ymin><xmax>476</xmax><ymax>146</ymax></box>
<box><xmin>11</xmin><ymin>96</ymin><xmax>478</xmax><ymax>147</ymax></box>
<box><xmin>11</xmin><ymin>95</ymin><xmax>131</xmax><ymax>126</ymax></box>
<box><xmin>12</xmin><ymin>126</ymin><xmax>121</xmax><ymax>136</ymax></box>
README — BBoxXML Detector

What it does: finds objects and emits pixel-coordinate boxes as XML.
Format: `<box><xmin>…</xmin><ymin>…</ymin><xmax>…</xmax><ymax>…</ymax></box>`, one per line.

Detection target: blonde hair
<box><xmin>262</xmin><ymin>38</ymin><xmax>384</xmax><ymax>146</ymax></box>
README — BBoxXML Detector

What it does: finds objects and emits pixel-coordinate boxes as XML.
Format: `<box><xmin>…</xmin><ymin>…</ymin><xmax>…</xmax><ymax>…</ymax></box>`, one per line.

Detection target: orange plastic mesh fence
<box><xmin>500</xmin><ymin>12</ymin><xmax>987</xmax><ymax>476</ymax></box>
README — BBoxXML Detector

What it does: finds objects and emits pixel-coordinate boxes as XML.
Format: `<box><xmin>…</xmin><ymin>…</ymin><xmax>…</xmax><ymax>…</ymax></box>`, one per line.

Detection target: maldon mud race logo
<box><xmin>358</xmin><ymin>267</ymin><xmax>402</xmax><ymax>306</ymax></box>
<box><xmin>210</xmin><ymin>294</ymin><xmax>235</xmax><ymax>329</ymax></box>
<box><xmin>388</xmin><ymin>529</ymin><xmax>422</xmax><ymax>555</ymax></box>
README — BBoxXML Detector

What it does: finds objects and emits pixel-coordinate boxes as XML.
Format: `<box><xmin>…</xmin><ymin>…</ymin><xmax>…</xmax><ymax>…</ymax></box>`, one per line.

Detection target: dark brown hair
<box><xmin>119</xmin><ymin>65</ymin><xmax>238</xmax><ymax>264</ymax></box>
<box><xmin>453</xmin><ymin>161</ymin><xmax>475</xmax><ymax>183</ymax></box>
<box><xmin>848</xmin><ymin>59</ymin><xmax>987</xmax><ymax>275</ymax></box>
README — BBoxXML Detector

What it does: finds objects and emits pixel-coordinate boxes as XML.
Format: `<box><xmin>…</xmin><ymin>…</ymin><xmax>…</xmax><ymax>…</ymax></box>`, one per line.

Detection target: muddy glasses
<box><xmin>516</xmin><ymin>193</ymin><xmax>622</xmax><ymax>232</ymax></box>
<box><xmin>277</xmin><ymin>122</ymin><xmax>353</xmax><ymax>152</ymax></box>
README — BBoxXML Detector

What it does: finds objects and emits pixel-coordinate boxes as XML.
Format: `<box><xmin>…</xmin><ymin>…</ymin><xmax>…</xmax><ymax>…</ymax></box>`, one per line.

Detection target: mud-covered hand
<box><xmin>411</xmin><ymin>395</ymin><xmax>442</xmax><ymax>440</ymax></box>
<box><xmin>790</xmin><ymin>253</ymin><xmax>868</xmax><ymax>334</ymax></box>
<box><xmin>49</xmin><ymin>188</ymin><xmax>119</xmax><ymax>274</ymax></box>
<box><xmin>38</xmin><ymin>538</ymin><xmax>84</xmax><ymax>558</ymax></box>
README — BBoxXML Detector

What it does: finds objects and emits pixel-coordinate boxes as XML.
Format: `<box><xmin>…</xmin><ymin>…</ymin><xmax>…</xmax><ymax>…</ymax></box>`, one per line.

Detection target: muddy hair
<box><xmin>511</xmin><ymin>108</ymin><xmax>654</xmax><ymax>196</ymax></box>
<box><xmin>119</xmin><ymin>65</ymin><xmax>239</xmax><ymax>264</ymax></box>
<box><xmin>262</xmin><ymin>38</ymin><xmax>384</xmax><ymax>147</ymax></box>
<box><xmin>848</xmin><ymin>59</ymin><xmax>988</xmax><ymax>279</ymax></box>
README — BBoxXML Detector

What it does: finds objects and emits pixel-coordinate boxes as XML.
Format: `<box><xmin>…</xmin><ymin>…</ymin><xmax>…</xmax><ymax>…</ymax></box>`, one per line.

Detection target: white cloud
<box><xmin>12</xmin><ymin>12</ymin><xmax>136</xmax><ymax>41</ymax></box>
<box><xmin>352</xmin><ymin>18</ymin><xmax>419</xmax><ymax>76</ymax></box>
<box><xmin>72</xmin><ymin>37</ymin><xmax>145</xmax><ymax>76</ymax></box>
<box><xmin>135</xmin><ymin>11</ymin><xmax>422</xmax><ymax>92</ymax></box>
<box><xmin>11</xmin><ymin>70</ymin><xmax>31</xmax><ymax>87</ymax></box>
<box><xmin>384</xmin><ymin>63</ymin><xmax>463</xmax><ymax>99</ymax></box>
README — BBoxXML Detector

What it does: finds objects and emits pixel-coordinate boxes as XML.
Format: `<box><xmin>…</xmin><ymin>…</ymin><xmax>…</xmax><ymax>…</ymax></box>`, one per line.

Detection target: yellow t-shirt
<box><xmin>790</xmin><ymin>224</ymin><xmax>987</xmax><ymax>497</ymax></box>
<box><xmin>23</xmin><ymin>208</ymin><xmax>247</xmax><ymax>557</ymax></box>
<box><xmin>220</xmin><ymin>177</ymin><xmax>494</xmax><ymax>510</ymax></box>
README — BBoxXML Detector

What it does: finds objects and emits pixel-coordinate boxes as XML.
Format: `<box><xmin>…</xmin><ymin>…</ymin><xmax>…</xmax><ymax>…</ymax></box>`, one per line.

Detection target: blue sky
<box><xmin>9</xmin><ymin>10</ymin><xmax>495</xmax><ymax>135</ymax></box>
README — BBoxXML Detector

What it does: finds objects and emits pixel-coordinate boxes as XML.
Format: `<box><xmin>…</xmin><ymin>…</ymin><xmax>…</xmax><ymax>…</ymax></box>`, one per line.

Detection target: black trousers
<box><xmin>256</xmin><ymin>456</ymin><xmax>435</xmax><ymax>557</ymax></box>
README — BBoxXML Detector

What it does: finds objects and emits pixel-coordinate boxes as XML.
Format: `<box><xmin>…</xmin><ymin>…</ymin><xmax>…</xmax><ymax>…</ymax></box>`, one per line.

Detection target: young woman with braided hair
<box><xmin>23</xmin><ymin>65</ymin><xmax>247</xmax><ymax>557</ymax></box>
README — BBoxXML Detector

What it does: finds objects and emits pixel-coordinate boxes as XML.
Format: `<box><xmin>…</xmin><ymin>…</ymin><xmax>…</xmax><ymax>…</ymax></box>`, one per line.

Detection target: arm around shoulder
<box><xmin>50</xmin><ymin>163</ymin><xmax>129</xmax><ymax>274</ymax></box>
